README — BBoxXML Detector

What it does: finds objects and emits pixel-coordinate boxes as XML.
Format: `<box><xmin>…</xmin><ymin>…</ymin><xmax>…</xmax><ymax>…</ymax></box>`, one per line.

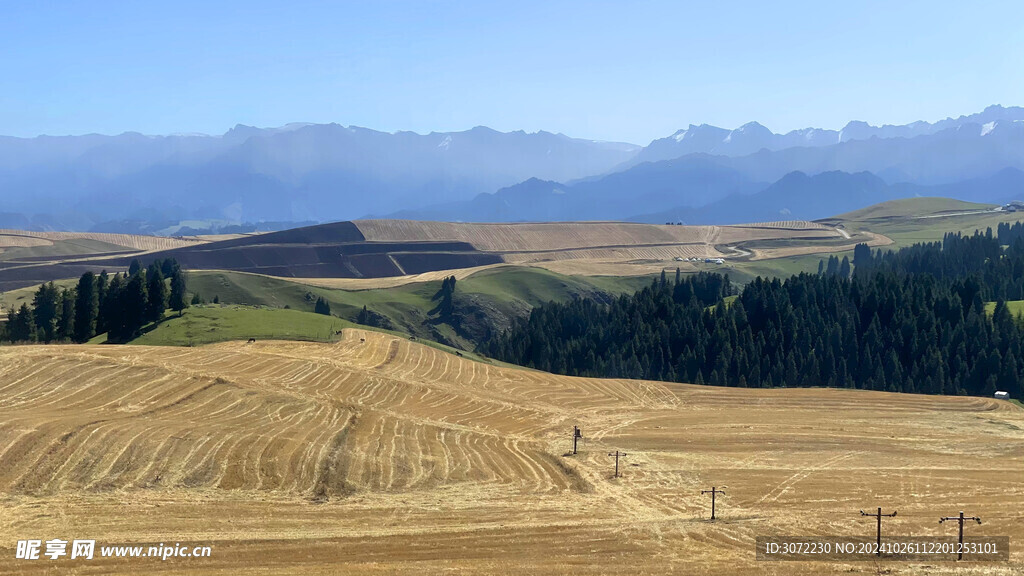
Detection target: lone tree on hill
<box><xmin>431</xmin><ymin>276</ymin><xmax>457</xmax><ymax>319</ymax></box>
<box><xmin>314</xmin><ymin>297</ymin><xmax>331</xmax><ymax>315</ymax></box>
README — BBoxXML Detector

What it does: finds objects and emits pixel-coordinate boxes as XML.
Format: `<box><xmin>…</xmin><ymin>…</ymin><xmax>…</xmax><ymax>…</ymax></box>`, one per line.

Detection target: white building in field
<box><xmin>994</xmin><ymin>391</ymin><xmax>1010</xmax><ymax>399</ymax></box>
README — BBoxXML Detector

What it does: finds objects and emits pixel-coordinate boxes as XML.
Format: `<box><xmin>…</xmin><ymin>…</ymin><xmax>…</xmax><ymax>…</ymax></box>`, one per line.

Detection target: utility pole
<box><xmin>940</xmin><ymin>511</ymin><xmax>982</xmax><ymax>561</ymax></box>
<box><xmin>701</xmin><ymin>486</ymin><xmax>725</xmax><ymax>520</ymax></box>
<box><xmin>608</xmin><ymin>450</ymin><xmax>627</xmax><ymax>478</ymax></box>
<box><xmin>860</xmin><ymin>507</ymin><xmax>897</xmax><ymax>556</ymax></box>
<box><xmin>572</xmin><ymin>426</ymin><xmax>582</xmax><ymax>455</ymax></box>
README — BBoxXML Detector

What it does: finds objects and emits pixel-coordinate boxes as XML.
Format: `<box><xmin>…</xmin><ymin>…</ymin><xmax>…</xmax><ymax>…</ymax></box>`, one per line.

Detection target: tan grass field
<box><xmin>0</xmin><ymin>230</ymin><xmax>204</xmax><ymax>253</ymax></box>
<box><xmin>355</xmin><ymin>219</ymin><xmax>841</xmax><ymax>255</ymax></box>
<box><xmin>747</xmin><ymin>230</ymin><xmax>895</xmax><ymax>260</ymax></box>
<box><xmin>0</xmin><ymin>331</ymin><xmax>1021</xmax><ymax>575</ymax></box>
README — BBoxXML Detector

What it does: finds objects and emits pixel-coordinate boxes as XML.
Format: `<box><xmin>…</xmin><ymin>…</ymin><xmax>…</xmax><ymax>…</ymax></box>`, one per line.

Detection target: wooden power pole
<box><xmin>573</xmin><ymin>426</ymin><xmax>582</xmax><ymax>455</ymax></box>
<box><xmin>608</xmin><ymin>450</ymin><xmax>627</xmax><ymax>478</ymax></box>
<box><xmin>701</xmin><ymin>486</ymin><xmax>725</xmax><ymax>520</ymax></box>
<box><xmin>940</xmin><ymin>510</ymin><xmax>981</xmax><ymax>560</ymax></box>
<box><xmin>860</xmin><ymin>507</ymin><xmax>897</xmax><ymax>556</ymax></box>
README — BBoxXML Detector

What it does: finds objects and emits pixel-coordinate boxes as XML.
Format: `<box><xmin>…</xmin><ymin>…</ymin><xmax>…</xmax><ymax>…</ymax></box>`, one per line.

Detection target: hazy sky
<box><xmin>2</xmin><ymin>0</ymin><xmax>1022</xmax><ymax>144</ymax></box>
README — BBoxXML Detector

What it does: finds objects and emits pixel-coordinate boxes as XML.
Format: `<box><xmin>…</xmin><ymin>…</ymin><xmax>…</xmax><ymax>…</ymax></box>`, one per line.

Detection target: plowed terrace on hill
<box><xmin>355</xmin><ymin>219</ymin><xmax>842</xmax><ymax>261</ymax></box>
<box><xmin>1</xmin><ymin>332</ymin><xmax>1021</xmax><ymax>575</ymax></box>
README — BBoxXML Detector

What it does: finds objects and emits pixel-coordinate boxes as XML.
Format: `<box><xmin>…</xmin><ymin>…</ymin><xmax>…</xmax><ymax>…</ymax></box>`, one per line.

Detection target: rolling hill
<box><xmin>1</xmin><ymin>331</ymin><xmax>1021</xmax><ymax>574</ymax></box>
<box><xmin>0</xmin><ymin>219</ymin><xmax>862</xmax><ymax>291</ymax></box>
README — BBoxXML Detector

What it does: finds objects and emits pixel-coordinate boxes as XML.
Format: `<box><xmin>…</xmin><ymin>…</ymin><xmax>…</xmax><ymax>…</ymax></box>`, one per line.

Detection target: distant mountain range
<box><xmin>0</xmin><ymin>125</ymin><xmax>638</xmax><ymax>229</ymax></box>
<box><xmin>3</xmin><ymin>105</ymin><xmax>1024</xmax><ymax>230</ymax></box>
<box><xmin>631</xmin><ymin>104</ymin><xmax>1024</xmax><ymax>165</ymax></box>
<box><xmin>396</xmin><ymin>106</ymin><xmax>1024</xmax><ymax>223</ymax></box>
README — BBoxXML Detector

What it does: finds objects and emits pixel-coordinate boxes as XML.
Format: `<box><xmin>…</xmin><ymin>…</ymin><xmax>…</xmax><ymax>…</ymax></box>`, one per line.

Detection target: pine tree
<box><xmin>839</xmin><ymin>256</ymin><xmax>851</xmax><ymax>278</ymax></box>
<box><xmin>57</xmin><ymin>288</ymin><xmax>75</xmax><ymax>341</ymax></box>
<box><xmin>73</xmin><ymin>271</ymin><xmax>99</xmax><ymax>343</ymax></box>
<box><xmin>146</xmin><ymin>267</ymin><xmax>168</xmax><ymax>322</ymax></box>
<box><xmin>169</xmin><ymin>268</ymin><xmax>188</xmax><ymax>315</ymax></box>
<box><xmin>314</xmin><ymin>297</ymin><xmax>331</xmax><ymax>315</ymax></box>
<box><xmin>121</xmin><ymin>273</ymin><xmax>148</xmax><ymax>340</ymax></box>
<box><xmin>95</xmin><ymin>271</ymin><xmax>109</xmax><ymax>334</ymax></box>
<box><xmin>103</xmin><ymin>274</ymin><xmax>125</xmax><ymax>340</ymax></box>
<box><xmin>9</xmin><ymin>303</ymin><xmax>36</xmax><ymax>342</ymax></box>
<box><xmin>32</xmin><ymin>282</ymin><xmax>60</xmax><ymax>342</ymax></box>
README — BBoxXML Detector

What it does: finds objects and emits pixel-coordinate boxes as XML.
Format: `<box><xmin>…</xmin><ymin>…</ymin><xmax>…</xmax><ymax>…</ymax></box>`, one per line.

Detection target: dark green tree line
<box><xmin>3</xmin><ymin>258</ymin><xmax>187</xmax><ymax>344</ymax></box>
<box><xmin>483</xmin><ymin>235</ymin><xmax>1024</xmax><ymax>398</ymax></box>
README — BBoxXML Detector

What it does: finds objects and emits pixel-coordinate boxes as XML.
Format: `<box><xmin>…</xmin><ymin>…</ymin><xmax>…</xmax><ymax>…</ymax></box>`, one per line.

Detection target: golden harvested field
<box><xmin>0</xmin><ymin>234</ymin><xmax>52</xmax><ymax>249</ymax></box>
<box><xmin>1</xmin><ymin>331</ymin><xmax>1021</xmax><ymax>575</ymax></box>
<box><xmin>502</xmin><ymin>244</ymin><xmax>726</xmax><ymax>263</ymax></box>
<box><xmin>0</xmin><ymin>229</ymin><xmax>204</xmax><ymax>253</ymax></box>
<box><xmin>355</xmin><ymin>219</ymin><xmax>843</xmax><ymax>254</ymax></box>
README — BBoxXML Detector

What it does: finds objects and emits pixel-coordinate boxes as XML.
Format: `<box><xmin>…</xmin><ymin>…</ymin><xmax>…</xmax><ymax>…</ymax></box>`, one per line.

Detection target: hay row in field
<box><xmin>0</xmin><ymin>331</ymin><xmax>675</xmax><ymax>498</ymax></box>
<box><xmin>0</xmin><ymin>332</ymin><xmax>1021</xmax><ymax>575</ymax></box>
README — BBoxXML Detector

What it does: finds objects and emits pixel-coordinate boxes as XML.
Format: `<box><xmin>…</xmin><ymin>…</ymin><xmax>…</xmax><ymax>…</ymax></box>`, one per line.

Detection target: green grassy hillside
<box><xmin>130</xmin><ymin>306</ymin><xmax>350</xmax><ymax>346</ymax></box>
<box><xmin>828</xmin><ymin>197</ymin><xmax>1024</xmax><ymax>248</ymax></box>
<box><xmin>184</xmin><ymin>266</ymin><xmax>653</xmax><ymax>349</ymax></box>
<box><xmin>830</xmin><ymin>197</ymin><xmax>995</xmax><ymax>221</ymax></box>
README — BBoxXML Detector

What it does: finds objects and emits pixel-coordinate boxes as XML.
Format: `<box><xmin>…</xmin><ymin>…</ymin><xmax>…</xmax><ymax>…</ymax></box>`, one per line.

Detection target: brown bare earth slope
<box><xmin>1</xmin><ymin>331</ymin><xmax>1021</xmax><ymax>575</ymax></box>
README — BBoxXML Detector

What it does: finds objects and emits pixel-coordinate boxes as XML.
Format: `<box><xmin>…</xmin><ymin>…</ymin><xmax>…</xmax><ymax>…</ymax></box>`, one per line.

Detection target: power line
<box><xmin>859</xmin><ymin>507</ymin><xmax>897</xmax><ymax>556</ymax></box>
<box><xmin>940</xmin><ymin>510</ymin><xmax>982</xmax><ymax>561</ymax></box>
<box><xmin>607</xmin><ymin>450</ymin><xmax>627</xmax><ymax>478</ymax></box>
<box><xmin>701</xmin><ymin>486</ymin><xmax>725</xmax><ymax>520</ymax></box>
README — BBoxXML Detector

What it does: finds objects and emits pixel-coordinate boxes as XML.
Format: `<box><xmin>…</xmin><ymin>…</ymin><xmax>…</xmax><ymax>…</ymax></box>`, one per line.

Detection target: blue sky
<box><xmin>1</xmin><ymin>0</ymin><xmax>1022</xmax><ymax>143</ymax></box>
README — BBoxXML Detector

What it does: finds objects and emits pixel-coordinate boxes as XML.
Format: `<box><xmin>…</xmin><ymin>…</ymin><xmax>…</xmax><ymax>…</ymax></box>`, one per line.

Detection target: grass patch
<box><xmin>832</xmin><ymin>198</ymin><xmax>1024</xmax><ymax>250</ymax></box>
<box><xmin>130</xmin><ymin>305</ymin><xmax>351</xmax><ymax>346</ymax></box>
<box><xmin>983</xmin><ymin>300</ymin><xmax>1024</xmax><ymax>317</ymax></box>
<box><xmin>830</xmin><ymin>198</ymin><xmax>994</xmax><ymax>221</ymax></box>
<box><xmin>184</xmin><ymin>266</ymin><xmax>652</xmax><ymax>348</ymax></box>
<box><xmin>719</xmin><ymin>253</ymin><xmax>831</xmax><ymax>283</ymax></box>
<box><xmin>458</xmin><ymin>266</ymin><xmax>649</xmax><ymax>306</ymax></box>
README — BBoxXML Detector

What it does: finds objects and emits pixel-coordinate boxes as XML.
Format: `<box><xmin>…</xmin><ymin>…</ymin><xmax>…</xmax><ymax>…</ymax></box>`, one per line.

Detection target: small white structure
<box><xmin>994</xmin><ymin>391</ymin><xmax>1010</xmax><ymax>399</ymax></box>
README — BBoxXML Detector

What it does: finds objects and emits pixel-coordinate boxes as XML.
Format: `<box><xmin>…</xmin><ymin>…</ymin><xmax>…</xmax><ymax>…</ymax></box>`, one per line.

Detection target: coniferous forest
<box><xmin>482</xmin><ymin>229</ymin><xmax>1024</xmax><ymax>398</ymax></box>
<box><xmin>2</xmin><ymin>258</ymin><xmax>188</xmax><ymax>344</ymax></box>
